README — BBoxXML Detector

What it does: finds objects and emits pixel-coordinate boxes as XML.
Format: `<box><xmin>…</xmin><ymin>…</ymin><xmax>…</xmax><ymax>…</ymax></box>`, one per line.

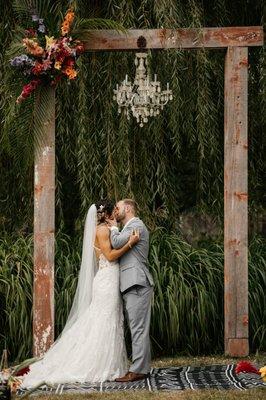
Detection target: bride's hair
<box><xmin>95</xmin><ymin>199</ymin><xmax>114</xmax><ymax>224</ymax></box>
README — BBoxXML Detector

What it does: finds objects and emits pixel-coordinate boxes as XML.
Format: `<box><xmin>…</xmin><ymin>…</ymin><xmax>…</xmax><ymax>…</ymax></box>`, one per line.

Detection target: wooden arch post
<box><xmin>33</xmin><ymin>27</ymin><xmax>263</xmax><ymax>357</ymax></box>
<box><xmin>224</xmin><ymin>46</ymin><xmax>249</xmax><ymax>356</ymax></box>
<box><xmin>33</xmin><ymin>87</ymin><xmax>55</xmax><ymax>356</ymax></box>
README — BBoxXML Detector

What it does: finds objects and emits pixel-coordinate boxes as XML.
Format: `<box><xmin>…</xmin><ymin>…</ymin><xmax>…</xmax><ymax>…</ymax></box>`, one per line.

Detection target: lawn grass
<box><xmin>151</xmin><ymin>353</ymin><xmax>266</xmax><ymax>368</ymax></box>
<box><xmin>25</xmin><ymin>389</ymin><xmax>266</xmax><ymax>400</ymax></box>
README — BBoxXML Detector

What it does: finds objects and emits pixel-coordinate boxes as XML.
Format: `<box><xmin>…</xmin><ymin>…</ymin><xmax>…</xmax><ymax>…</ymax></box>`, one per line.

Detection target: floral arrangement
<box><xmin>0</xmin><ymin>349</ymin><xmax>38</xmax><ymax>397</ymax></box>
<box><xmin>10</xmin><ymin>8</ymin><xmax>84</xmax><ymax>103</ymax></box>
<box><xmin>0</xmin><ymin>367</ymin><xmax>26</xmax><ymax>395</ymax></box>
<box><xmin>235</xmin><ymin>360</ymin><xmax>266</xmax><ymax>382</ymax></box>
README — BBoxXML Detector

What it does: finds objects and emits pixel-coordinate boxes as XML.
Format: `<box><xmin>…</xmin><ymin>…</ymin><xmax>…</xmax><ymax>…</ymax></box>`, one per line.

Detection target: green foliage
<box><xmin>0</xmin><ymin>232</ymin><xmax>265</xmax><ymax>361</ymax></box>
<box><xmin>0</xmin><ymin>235</ymin><xmax>33</xmax><ymax>361</ymax></box>
<box><xmin>0</xmin><ymin>0</ymin><xmax>264</xmax><ymax>233</ymax></box>
<box><xmin>72</xmin><ymin>18</ymin><xmax>126</xmax><ymax>40</ymax></box>
<box><xmin>149</xmin><ymin>229</ymin><xmax>224</xmax><ymax>355</ymax></box>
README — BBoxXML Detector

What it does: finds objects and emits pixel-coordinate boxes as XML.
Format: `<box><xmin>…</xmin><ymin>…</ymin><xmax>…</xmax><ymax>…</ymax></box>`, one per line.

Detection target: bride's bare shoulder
<box><xmin>96</xmin><ymin>224</ymin><xmax>109</xmax><ymax>237</ymax></box>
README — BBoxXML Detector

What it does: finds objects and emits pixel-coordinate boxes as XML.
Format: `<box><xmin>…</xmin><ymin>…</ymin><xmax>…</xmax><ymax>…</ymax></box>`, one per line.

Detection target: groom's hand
<box><xmin>106</xmin><ymin>217</ymin><xmax>118</xmax><ymax>229</ymax></box>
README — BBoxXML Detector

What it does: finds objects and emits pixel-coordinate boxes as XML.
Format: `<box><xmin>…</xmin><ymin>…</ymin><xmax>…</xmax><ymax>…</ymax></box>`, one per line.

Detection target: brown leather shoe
<box><xmin>115</xmin><ymin>371</ymin><xmax>130</xmax><ymax>382</ymax></box>
<box><xmin>115</xmin><ymin>371</ymin><xmax>147</xmax><ymax>382</ymax></box>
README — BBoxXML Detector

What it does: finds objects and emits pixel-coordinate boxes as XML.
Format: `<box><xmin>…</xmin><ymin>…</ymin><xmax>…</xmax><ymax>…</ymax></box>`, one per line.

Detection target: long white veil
<box><xmin>57</xmin><ymin>204</ymin><xmax>97</xmax><ymax>338</ymax></box>
<box><xmin>21</xmin><ymin>202</ymin><xmax>128</xmax><ymax>387</ymax></box>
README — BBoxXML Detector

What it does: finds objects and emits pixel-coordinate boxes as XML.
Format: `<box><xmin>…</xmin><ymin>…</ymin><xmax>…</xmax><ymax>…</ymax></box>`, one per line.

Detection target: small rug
<box><xmin>17</xmin><ymin>364</ymin><xmax>266</xmax><ymax>396</ymax></box>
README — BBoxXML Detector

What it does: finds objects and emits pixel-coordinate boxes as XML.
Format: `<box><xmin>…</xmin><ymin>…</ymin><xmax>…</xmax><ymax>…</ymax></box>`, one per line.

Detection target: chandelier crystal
<box><xmin>113</xmin><ymin>53</ymin><xmax>173</xmax><ymax>127</ymax></box>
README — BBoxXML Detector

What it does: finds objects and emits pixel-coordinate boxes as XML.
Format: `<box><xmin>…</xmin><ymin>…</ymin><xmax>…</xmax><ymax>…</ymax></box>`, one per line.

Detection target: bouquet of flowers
<box><xmin>235</xmin><ymin>360</ymin><xmax>266</xmax><ymax>382</ymax></box>
<box><xmin>10</xmin><ymin>8</ymin><xmax>84</xmax><ymax>103</ymax></box>
<box><xmin>0</xmin><ymin>349</ymin><xmax>38</xmax><ymax>398</ymax></box>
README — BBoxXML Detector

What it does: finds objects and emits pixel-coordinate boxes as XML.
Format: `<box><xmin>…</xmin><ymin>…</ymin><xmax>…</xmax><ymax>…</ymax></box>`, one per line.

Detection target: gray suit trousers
<box><xmin>123</xmin><ymin>284</ymin><xmax>153</xmax><ymax>374</ymax></box>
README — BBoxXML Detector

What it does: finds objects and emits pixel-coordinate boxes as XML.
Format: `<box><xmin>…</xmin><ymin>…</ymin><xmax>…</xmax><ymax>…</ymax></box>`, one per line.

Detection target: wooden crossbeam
<box><xmin>84</xmin><ymin>26</ymin><xmax>263</xmax><ymax>51</ymax></box>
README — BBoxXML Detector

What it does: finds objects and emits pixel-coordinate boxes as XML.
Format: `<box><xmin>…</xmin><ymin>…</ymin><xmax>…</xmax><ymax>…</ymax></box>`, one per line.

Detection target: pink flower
<box><xmin>25</xmin><ymin>28</ymin><xmax>36</xmax><ymax>37</ymax></box>
<box><xmin>42</xmin><ymin>59</ymin><xmax>52</xmax><ymax>70</ymax></box>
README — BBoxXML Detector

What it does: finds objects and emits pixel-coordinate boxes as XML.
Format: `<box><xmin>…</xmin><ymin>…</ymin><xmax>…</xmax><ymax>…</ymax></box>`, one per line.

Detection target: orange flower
<box><xmin>32</xmin><ymin>61</ymin><xmax>44</xmax><ymax>75</ymax></box>
<box><xmin>9</xmin><ymin>377</ymin><xmax>23</xmax><ymax>393</ymax></box>
<box><xmin>65</xmin><ymin>11</ymin><xmax>74</xmax><ymax>24</ymax></box>
<box><xmin>23</xmin><ymin>38</ymin><xmax>44</xmax><ymax>56</ymax></box>
<box><xmin>64</xmin><ymin>66</ymin><xmax>72</xmax><ymax>75</ymax></box>
<box><xmin>61</xmin><ymin>22</ymin><xmax>70</xmax><ymax>36</ymax></box>
<box><xmin>63</xmin><ymin>66</ymin><xmax>77</xmax><ymax>79</ymax></box>
<box><xmin>62</xmin><ymin>21</ymin><xmax>70</xmax><ymax>29</ymax></box>
<box><xmin>61</xmin><ymin>8</ymin><xmax>75</xmax><ymax>36</ymax></box>
<box><xmin>68</xmin><ymin>69</ymin><xmax>77</xmax><ymax>79</ymax></box>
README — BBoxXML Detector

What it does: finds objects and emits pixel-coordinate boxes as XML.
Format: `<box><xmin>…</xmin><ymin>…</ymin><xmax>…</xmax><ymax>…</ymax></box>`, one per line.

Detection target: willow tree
<box><xmin>0</xmin><ymin>0</ymin><xmax>264</xmax><ymax>234</ymax></box>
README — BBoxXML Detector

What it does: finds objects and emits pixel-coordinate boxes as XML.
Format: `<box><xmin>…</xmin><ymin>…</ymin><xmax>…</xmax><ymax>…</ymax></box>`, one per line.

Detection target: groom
<box><xmin>108</xmin><ymin>199</ymin><xmax>154</xmax><ymax>382</ymax></box>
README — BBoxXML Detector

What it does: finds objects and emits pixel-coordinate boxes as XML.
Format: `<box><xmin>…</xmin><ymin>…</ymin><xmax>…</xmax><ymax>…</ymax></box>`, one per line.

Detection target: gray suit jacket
<box><xmin>110</xmin><ymin>217</ymin><xmax>154</xmax><ymax>293</ymax></box>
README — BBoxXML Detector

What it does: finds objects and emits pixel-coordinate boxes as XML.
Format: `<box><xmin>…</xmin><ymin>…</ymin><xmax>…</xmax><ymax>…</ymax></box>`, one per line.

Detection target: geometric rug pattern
<box><xmin>17</xmin><ymin>364</ymin><xmax>266</xmax><ymax>396</ymax></box>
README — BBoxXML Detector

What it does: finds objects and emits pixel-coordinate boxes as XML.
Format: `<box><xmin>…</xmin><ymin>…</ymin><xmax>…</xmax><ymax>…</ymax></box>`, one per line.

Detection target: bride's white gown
<box><xmin>22</xmin><ymin>254</ymin><xmax>128</xmax><ymax>388</ymax></box>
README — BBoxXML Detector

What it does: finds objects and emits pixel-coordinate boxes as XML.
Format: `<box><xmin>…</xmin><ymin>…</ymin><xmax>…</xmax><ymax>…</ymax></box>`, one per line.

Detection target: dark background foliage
<box><xmin>0</xmin><ymin>0</ymin><xmax>265</xmax><ymax>235</ymax></box>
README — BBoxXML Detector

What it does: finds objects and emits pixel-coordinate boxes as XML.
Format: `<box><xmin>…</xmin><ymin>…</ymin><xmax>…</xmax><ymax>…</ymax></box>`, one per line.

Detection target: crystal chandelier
<box><xmin>113</xmin><ymin>52</ymin><xmax>173</xmax><ymax>127</ymax></box>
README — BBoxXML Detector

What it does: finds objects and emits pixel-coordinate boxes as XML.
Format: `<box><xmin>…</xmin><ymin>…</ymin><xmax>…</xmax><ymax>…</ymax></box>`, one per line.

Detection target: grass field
<box><xmin>27</xmin><ymin>389</ymin><xmax>266</xmax><ymax>400</ymax></box>
<box><xmin>151</xmin><ymin>353</ymin><xmax>266</xmax><ymax>367</ymax></box>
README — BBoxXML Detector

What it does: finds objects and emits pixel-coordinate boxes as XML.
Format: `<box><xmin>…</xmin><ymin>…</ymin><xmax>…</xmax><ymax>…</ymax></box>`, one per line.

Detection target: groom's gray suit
<box><xmin>110</xmin><ymin>217</ymin><xmax>154</xmax><ymax>374</ymax></box>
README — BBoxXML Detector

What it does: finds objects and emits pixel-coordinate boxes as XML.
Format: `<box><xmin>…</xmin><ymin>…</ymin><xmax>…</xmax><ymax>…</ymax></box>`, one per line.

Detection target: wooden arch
<box><xmin>33</xmin><ymin>26</ymin><xmax>263</xmax><ymax>357</ymax></box>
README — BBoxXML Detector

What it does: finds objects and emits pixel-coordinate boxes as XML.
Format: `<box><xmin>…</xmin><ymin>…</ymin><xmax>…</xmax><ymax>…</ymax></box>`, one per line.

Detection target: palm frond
<box><xmin>72</xmin><ymin>18</ymin><xmax>126</xmax><ymax>40</ymax></box>
<box><xmin>12</xmin><ymin>0</ymin><xmax>63</xmax><ymax>33</ymax></box>
<box><xmin>33</xmin><ymin>85</ymin><xmax>55</xmax><ymax>154</ymax></box>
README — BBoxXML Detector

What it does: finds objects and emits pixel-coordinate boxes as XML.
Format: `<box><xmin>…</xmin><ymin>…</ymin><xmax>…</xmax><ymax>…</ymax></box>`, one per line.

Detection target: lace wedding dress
<box><xmin>22</xmin><ymin>206</ymin><xmax>128</xmax><ymax>388</ymax></box>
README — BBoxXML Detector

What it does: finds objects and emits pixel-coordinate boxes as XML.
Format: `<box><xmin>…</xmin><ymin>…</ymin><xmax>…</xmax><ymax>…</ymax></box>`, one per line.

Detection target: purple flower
<box><xmin>10</xmin><ymin>55</ymin><xmax>35</xmax><ymax>68</ymax></box>
<box><xmin>32</xmin><ymin>14</ymin><xmax>39</xmax><ymax>22</ymax></box>
<box><xmin>38</xmin><ymin>24</ymin><xmax>46</xmax><ymax>33</ymax></box>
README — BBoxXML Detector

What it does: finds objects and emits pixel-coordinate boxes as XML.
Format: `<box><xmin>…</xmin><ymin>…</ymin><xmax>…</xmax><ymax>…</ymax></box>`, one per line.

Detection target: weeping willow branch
<box><xmin>0</xmin><ymin>0</ymin><xmax>264</xmax><ymax>233</ymax></box>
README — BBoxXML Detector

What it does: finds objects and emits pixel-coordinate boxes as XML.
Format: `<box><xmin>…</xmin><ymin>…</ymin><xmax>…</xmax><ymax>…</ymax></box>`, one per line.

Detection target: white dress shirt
<box><xmin>110</xmin><ymin>217</ymin><xmax>137</xmax><ymax>232</ymax></box>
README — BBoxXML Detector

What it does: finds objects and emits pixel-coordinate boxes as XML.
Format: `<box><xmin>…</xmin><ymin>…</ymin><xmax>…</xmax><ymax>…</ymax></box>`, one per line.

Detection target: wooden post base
<box><xmin>225</xmin><ymin>338</ymin><xmax>249</xmax><ymax>357</ymax></box>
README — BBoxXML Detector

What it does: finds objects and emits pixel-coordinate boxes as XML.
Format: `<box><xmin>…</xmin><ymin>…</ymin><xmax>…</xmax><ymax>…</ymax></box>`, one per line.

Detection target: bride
<box><xmin>22</xmin><ymin>200</ymin><xmax>139</xmax><ymax>387</ymax></box>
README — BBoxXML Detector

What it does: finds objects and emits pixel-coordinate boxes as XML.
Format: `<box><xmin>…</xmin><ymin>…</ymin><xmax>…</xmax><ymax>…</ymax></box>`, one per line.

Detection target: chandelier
<box><xmin>113</xmin><ymin>52</ymin><xmax>173</xmax><ymax>127</ymax></box>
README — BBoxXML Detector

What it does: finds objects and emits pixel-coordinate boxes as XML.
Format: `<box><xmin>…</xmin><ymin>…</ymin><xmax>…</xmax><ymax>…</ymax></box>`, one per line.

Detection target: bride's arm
<box><xmin>96</xmin><ymin>225</ymin><xmax>138</xmax><ymax>262</ymax></box>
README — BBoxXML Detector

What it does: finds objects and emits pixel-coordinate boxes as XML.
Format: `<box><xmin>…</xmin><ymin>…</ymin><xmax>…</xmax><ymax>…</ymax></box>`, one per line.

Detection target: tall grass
<box><xmin>0</xmin><ymin>232</ymin><xmax>265</xmax><ymax>362</ymax></box>
<box><xmin>0</xmin><ymin>236</ymin><xmax>33</xmax><ymax>361</ymax></box>
<box><xmin>149</xmin><ymin>229</ymin><xmax>224</xmax><ymax>355</ymax></box>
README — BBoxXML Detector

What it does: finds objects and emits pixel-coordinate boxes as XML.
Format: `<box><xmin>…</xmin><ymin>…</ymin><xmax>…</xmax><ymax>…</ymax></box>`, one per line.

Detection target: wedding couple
<box><xmin>22</xmin><ymin>198</ymin><xmax>154</xmax><ymax>387</ymax></box>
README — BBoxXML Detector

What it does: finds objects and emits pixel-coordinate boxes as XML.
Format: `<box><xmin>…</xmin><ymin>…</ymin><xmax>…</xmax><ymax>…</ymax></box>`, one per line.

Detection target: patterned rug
<box><xmin>17</xmin><ymin>364</ymin><xmax>266</xmax><ymax>396</ymax></box>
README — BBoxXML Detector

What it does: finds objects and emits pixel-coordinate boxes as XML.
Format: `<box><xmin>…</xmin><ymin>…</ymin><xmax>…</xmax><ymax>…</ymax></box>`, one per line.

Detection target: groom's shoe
<box><xmin>114</xmin><ymin>372</ymin><xmax>130</xmax><ymax>382</ymax></box>
<box><xmin>115</xmin><ymin>372</ymin><xmax>147</xmax><ymax>382</ymax></box>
